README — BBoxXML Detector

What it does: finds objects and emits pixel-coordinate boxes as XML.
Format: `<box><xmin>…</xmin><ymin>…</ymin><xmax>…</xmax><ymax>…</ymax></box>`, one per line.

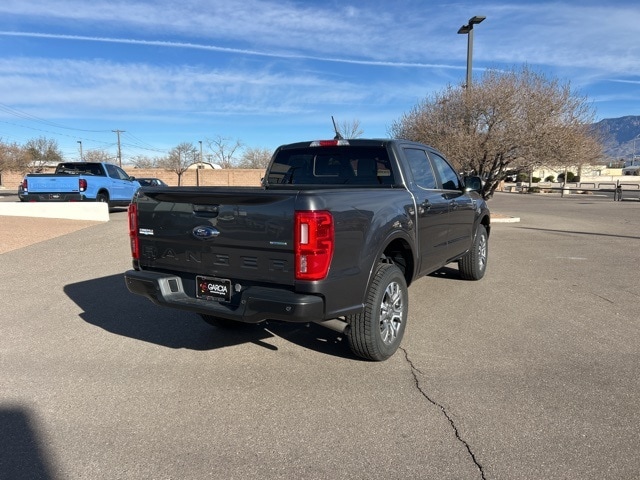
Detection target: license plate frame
<box><xmin>196</xmin><ymin>276</ymin><xmax>232</xmax><ymax>302</ymax></box>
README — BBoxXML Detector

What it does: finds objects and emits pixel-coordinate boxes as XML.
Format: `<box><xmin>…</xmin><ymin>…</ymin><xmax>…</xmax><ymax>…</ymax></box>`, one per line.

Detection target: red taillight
<box><xmin>22</xmin><ymin>179</ymin><xmax>28</xmax><ymax>191</ymax></box>
<box><xmin>309</xmin><ymin>139</ymin><xmax>350</xmax><ymax>147</ymax></box>
<box><xmin>79</xmin><ymin>178</ymin><xmax>87</xmax><ymax>192</ymax></box>
<box><xmin>294</xmin><ymin>211</ymin><xmax>334</xmax><ymax>281</ymax></box>
<box><xmin>128</xmin><ymin>203</ymin><xmax>139</xmax><ymax>259</ymax></box>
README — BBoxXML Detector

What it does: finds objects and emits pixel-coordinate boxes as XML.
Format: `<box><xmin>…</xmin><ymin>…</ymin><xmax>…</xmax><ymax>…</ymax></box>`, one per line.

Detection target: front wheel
<box><xmin>346</xmin><ymin>263</ymin><xmax>408</xmax><ymax>361</ymax></box>
<box><xmin>458</xmin><ymin>224</ymin><xmax>488</xmax><ymax>280</ymax></box>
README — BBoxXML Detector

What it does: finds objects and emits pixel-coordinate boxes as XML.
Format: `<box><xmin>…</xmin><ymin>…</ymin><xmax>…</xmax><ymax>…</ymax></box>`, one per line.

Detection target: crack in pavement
<box><xmin>401</xmin><ymin>347</ymin><xmax>487</xmax><ymax>480</ymax></box>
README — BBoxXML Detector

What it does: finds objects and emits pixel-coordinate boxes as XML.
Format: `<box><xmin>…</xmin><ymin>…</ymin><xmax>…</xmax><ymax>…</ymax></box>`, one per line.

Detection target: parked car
<box><xmin>136</xmin><ymin>178</ymin><xmax>168</xmax><ymax>187</ymax></box>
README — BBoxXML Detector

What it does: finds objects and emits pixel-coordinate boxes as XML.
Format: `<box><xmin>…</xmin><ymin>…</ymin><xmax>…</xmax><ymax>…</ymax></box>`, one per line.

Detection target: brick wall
<box><xmin>124</xmin><ymin>168</ymin><xmax>264</xmax><ymax>187</ymax></box>
<box><xmin>0</xmin><ymin>168</ymin><xmax>265</xmax><ymax>190</ymax></box>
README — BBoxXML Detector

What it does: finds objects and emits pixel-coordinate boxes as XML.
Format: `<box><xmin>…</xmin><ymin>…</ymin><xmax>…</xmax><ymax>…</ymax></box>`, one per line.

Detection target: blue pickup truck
<box><xmin>20</xmin><ymin>162</ymin><xmax>140</xmax><ymax>207</ymax></box>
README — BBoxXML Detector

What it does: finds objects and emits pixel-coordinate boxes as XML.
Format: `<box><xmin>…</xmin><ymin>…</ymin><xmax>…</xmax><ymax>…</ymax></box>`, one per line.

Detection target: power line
<box><xmin>0</xmin><ymin>102</ymin><xmax>110</xmax><ymax>133</ymax></box>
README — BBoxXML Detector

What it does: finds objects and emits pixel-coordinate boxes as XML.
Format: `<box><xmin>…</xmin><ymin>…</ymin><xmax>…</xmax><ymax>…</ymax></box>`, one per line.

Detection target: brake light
<box><xmin>79</xmin><ymin>178</ymin><xmax>87</xmax><ymax>192</ymax></box>
<box><xmin>128</xmin><ymin>203</ymin><xmax>139</xmax><ymax>259</ymax></box>
<box><xmin>294</xmin><ymin>211</ymin><xmax>334</xmax><ymax>281</ymax></box>
<box><xmin>22</xmin><ymin>179</ymin><xmax>28</xmax><ymax>191</ymax></box>
<box><xmin>309</xmin><ymin>139</ymin><xmax>350</xmax><ymax>147</ymax></box>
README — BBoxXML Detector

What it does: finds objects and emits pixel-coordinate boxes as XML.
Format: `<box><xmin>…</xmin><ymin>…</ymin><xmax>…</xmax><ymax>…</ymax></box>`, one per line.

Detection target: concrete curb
<box><xmin>492</xmin><ymin>215</ymin><xmax>520</xmax><ymax>223</ymax></box>
<box><xmin>0</xmin><ymin>202</ymin><xmax>110</xmax><ymax>222</ymax></box>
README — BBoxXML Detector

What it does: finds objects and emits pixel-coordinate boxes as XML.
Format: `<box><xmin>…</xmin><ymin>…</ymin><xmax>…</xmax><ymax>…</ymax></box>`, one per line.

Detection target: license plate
<box><xmin>196</xmin><ymin>276</ymin><xmax>232</xmax><ymax>302</ymax></box>
<box><xmin>49</xmin><ymin>193</ymin><xmax>61</xmax><ymax>200</ymax></box>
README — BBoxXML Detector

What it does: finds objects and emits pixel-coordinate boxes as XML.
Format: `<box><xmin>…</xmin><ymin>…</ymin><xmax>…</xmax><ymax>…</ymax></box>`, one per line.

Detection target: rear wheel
<box><xmin>346</xmin><ymin>263</ymin><xmax>408</xmax><ymax>361</ymax></box>
<box><xmin>96</xmin><ymin>191</ymin><xmax>109</xmax><ymax>204</ymax></box>
<box><xmin>458</xmin><ymin>224</ymin><xmax>488</xmax><ymax>280</ymax></box>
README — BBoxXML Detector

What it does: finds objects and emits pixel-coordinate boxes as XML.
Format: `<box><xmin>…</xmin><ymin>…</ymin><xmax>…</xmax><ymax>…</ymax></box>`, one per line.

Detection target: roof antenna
<box><xmin>331</xmin><ymin>116</ymin><xmax>343</xmax><ymax>140</ymax></box>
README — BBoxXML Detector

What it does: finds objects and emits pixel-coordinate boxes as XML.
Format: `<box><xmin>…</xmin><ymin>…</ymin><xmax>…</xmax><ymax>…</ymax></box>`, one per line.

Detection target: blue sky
<box><xmin>0</xmin><ymin>0</ymin><xmax>638</xmax><ymax>162</ymax></box>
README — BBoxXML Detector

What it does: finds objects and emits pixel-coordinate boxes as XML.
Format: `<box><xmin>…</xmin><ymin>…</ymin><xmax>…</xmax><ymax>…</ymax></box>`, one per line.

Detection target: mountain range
<box><xmin>592</xmin><ymin>115</ymin><xmax>640</xmax><ymax>160</ymax></box>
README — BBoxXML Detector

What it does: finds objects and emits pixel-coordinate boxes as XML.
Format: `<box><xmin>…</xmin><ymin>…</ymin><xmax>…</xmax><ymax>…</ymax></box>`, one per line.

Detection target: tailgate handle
<box><xmin>192</xmin><ymin>204</ymin><xmax>219</xmax><ymax>218</ymax></box>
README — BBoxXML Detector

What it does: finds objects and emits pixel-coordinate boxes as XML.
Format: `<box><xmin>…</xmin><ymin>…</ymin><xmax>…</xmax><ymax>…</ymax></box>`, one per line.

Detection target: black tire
<box><xmin>346</xmin><ymin>263</ymin><xmax>408</xmax><ymax>361</ymax></box>
<box><xmin>200</xmin><ymin>314</ymin><xmax>250</xmax><ymax>329</ymax></box>
<box><xmin>96</xmin><ymin>191</ymin><xmax>109</xmax><ymax>204</ymax></box>
<box><xmin>458</xmin><ymin>224</ymin><xmax>488</xmax><ymax>280</ymax></box>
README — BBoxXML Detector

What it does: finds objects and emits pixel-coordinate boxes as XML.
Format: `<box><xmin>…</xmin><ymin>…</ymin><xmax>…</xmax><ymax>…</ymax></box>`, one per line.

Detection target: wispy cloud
<box><xmin>0</xmin><ymin>56</ymin><xmax>423</xmax><ymax>117</ymax></box>
<box><xmin>0</xmin><ymin>31</ymin><xmax>461</xmax><ymax>70</ymax></box>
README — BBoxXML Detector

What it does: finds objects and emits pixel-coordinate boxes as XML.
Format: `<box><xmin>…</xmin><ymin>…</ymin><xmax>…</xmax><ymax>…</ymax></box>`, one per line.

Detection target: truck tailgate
<box><xmin>135</xmin><ymin>188</ymin><xmax>297</xmax><ymax>286</ymax></box>
<box><xmin>27</xmin><ymin>175</ymin><xmax>80</xmax><ymax>193</ymax></box>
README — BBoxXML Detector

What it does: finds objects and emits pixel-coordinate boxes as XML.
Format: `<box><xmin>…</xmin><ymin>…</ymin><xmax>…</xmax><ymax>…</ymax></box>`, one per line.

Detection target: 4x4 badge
<box><xmin>192</xmin><ymin>225</ymin><xmax>220</xmax><ymax>240</ymax></box>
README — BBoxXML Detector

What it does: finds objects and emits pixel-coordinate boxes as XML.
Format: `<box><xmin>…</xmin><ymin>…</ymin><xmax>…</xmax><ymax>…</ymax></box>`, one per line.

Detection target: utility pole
<box><xmin>112</xmin><ymin>129</ymin><xmax>125</xmax><ymax>166</ymax></box>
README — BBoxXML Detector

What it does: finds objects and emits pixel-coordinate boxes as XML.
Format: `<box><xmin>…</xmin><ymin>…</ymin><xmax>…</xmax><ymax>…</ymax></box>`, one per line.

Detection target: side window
<box><xmin>403</xmin><ymin>148</ymin><xmax>437</xmax><ymax>189</ymax></box>
<box><xmin>114</xmin><ymin>166</ymin><xmax>130</xmax><ymax>180</ymax></box>
<box><xmin>105</xmin><ymin>164</ymin><xmax>118</xmax><ymax>179</ymax></box>
<box><xmin>430</xmin><ymin>152</ymin><xmax>461</xmax><ymax>191</ymax></box>
<box><xmin>105</xmin><ymin>164</ymin><xmax>129</xmax><ymax>180</ymax></box>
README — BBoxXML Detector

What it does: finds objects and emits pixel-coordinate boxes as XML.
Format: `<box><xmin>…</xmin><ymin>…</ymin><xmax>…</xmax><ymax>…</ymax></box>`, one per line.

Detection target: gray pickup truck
<box><xmin>124</xmin><ymin>139</ymin><xmax>490</xmax><ymax>361</ymax></box>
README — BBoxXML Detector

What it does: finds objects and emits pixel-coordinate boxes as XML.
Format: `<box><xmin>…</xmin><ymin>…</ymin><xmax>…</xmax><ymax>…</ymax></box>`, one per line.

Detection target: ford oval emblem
<box><xmin>192</xmin><ymin>225</ymin><xmax>220</xmax><ymax>240</ymax></box>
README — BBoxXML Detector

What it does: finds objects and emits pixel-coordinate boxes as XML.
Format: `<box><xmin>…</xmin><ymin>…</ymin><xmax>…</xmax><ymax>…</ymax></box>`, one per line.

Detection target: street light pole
<box><xmin>457</xmin><ymin>15</ymin><xmax>486</xmax><ymax>88</ymax></box>
<box><xmin>77</xmin><ymin>140</ymin><xmax>83</xmax><ymax>161</ymax></box>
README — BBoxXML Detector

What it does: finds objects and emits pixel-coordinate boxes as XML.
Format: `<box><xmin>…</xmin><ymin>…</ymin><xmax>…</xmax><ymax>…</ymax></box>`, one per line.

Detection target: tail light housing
<box><xmin>79</xmin><ymin>178</ymin><xmax>87</xmax><ymax>192</ymax></box>
<box><xmin>128</xmin><ymin>203</ymin><xmax>139</xmax><ymax>259</ymax></box>
<box><xmin>22</xmin><ymin>179</ymin><xmax>28</xmax><ymax>191</ymax></box>
<box><xmin>294</xmin><ymin>211</ymin><xmax>334</xmax><ymax>281</ymax></box>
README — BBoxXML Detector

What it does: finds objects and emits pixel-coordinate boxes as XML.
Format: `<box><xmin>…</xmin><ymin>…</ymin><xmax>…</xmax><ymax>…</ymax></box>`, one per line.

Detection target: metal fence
<box><xmin>505</xmin><ymin>180</ymin><xmax>640</xmax><ymax>200</ymax></box>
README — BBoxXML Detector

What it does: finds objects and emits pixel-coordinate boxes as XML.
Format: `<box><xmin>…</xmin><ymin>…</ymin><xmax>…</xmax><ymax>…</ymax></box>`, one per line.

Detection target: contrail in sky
<box><xmin>0</xmin><ymin>30</ymin><xmax>462</xmax><ymax>70</ymax></box>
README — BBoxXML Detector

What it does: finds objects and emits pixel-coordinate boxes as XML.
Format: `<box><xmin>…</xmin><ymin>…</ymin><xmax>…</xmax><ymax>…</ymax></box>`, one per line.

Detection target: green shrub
<box><xmin>545</xmin><ymin>175</ymin><xmax>555</xmax><ymax>182</ymax></box>
<box><xmin>557</xmin><ymin>171</ymin><xmax>576</xmax><ymax>182</ymax></box>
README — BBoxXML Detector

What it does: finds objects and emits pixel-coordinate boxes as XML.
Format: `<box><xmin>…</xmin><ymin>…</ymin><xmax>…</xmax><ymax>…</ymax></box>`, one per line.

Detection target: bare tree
<box><xmin>157</xmin><ymin>142</ymin><xmax>197</xmax><ymax>185</ymax></box>
<box><xmin>238</xmin><ymin>147</ymin><xmax>272</xmax><ymax>169</ymax></box>
<box><xmin>24</xmin><ymin>136</ymin><xmax>64</xmax><ymax>172</ymax></box>
<box><xmin>0</xmin><ymin>139</ymin><xmax>30</xmax><ymax>174</ymax></box>
<box><xmin>129</xmin><ymin>154</ymin><xmax>158</xmax><ymax>169</ymax></box>
<box><xmin>335</xmin><ymin>118</ymin><xmax>364</xmax><ymax>139</ymax></box>
<box><xmin>83</xmin><ymin>149</ymin><xmax>115</xmax><ymax>163</ymax></box>
<box><xmin>390</xmin><ymin>66</ymin><xmax>601</xmax><ymax>198</ymax></box>
<box><xmin>206</xmin><ymin>135</ymin><xmax>243</xmax><ymax>169</ymax></box>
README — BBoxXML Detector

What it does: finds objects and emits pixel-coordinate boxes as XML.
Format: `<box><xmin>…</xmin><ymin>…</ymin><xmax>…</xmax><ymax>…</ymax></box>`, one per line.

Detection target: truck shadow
<box><xmin>429</xmin><ymin>266</ymin><xmax>464</xmax><ymax>279</ymax></box>
<box><xmin>63</xmin><ymin>274</ymin><xmax>355</xmax><ymax>359</ymax></box>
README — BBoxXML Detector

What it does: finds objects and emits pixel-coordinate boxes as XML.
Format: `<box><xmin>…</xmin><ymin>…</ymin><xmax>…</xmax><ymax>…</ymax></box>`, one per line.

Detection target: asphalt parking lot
<box><xmin>1</xmin><ymin>193</ymin><xmax>639</xmax><ymax>479</ymax></box>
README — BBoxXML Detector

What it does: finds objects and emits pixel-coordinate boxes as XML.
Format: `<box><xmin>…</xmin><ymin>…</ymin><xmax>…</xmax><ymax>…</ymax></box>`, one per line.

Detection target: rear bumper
<box><xmin>124</xmin><ymin>269</ymin><xmax>325</xmax><ymax>323</ymax></box>
<box><xmin>20</xmin><ymin>193</ymin><xmax>87</xmax><ymax>202</ymax></box>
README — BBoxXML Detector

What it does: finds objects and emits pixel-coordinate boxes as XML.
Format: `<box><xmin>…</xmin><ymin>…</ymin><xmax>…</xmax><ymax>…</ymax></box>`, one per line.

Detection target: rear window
<box><xmin>266</xmin><ymin>146</ymin><xmax>395</xmax><ymax>186</ymax></box>
<box><xmin>55</xmin><ymin>163</ymin><xmax>105</xmax><ymax>176</ymax></box>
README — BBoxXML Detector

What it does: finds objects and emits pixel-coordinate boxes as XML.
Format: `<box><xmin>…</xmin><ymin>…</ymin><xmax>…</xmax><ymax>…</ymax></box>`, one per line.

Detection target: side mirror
<box><xmin>464</xmin><ymin>176</ymin><xmax>483</xmax><ymax>193</ymax></box>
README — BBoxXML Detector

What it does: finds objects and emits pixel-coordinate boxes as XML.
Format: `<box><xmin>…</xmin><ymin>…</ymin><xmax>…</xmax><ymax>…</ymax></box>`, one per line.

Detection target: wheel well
<box><xmin>97</xmin><ymin>189</ymin><xmax>109</xmax><ymax>199</ymax></box>
<box><xmin>482</xmin><ymin>214</ymin><xmax>491</xmax><ymax>237</ymax></box>
<box><xmin>382</xmin><ymin>238</ymin><xmax>414</xmax><ymax>286</ymax></box>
